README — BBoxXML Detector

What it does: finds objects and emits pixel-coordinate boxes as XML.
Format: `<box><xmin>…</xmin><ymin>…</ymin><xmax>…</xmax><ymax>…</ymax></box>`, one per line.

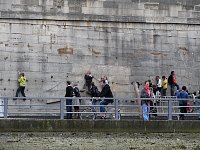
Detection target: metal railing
<box><xmin>0</xmin><ymin>96</ymin><xmax>199</xmax><ymax>120</ymax></box>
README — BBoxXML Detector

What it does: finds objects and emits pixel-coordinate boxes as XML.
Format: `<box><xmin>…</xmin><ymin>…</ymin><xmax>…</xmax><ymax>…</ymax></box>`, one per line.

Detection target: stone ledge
<box><xmin>0</xmin><ymin>119</ymin><xmax>199</xmax><ymax>133</ymax></box>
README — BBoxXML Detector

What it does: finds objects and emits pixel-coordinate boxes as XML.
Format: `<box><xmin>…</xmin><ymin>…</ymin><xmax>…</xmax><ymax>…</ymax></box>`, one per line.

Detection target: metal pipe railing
<box><xmin>0</xmin><ymin>96</ymin><xmax>199</xmax><ymax>120</ymax></box>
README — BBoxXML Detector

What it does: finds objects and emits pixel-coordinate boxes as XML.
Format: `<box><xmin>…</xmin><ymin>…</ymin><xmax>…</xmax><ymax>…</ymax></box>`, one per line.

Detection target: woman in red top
<box><xmin>168</xmin><ymin>71</ymin><xmax>180</xmax><ymax>96</ymax></box>
<box><xmin>140</xmin><ymin>81</ymin><xmax>153</xmax><ymax>121</ymax></box>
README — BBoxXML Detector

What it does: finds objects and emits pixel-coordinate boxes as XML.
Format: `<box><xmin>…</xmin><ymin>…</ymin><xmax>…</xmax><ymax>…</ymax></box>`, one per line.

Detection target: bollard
<box><xmin>168</xmin><ymin>99</ymin><xmax>172</xmax><ymax>120</ymax></box>
<box><xmin>0</xmin><ymin>99</ymin><xmax>4</xmax><ymax>117</ymax></box>
<box><xmin>115</xmin><ymin>99</ymin><xmax>119</xmax><ymax>120</ymax></box>
<box><xmin>60</xmin><ymin>98</ymin><xmax>64</xmax><ymax>120</ymax></box>
<box><xmin>3</xmin><ymin>98</ymin><xmax>8</xmax><ymax>118</ymax></box>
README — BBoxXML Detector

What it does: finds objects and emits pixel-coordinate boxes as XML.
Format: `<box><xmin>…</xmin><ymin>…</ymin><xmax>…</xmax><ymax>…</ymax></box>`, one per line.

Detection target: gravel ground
<box><xmin>0</xmin><ymin>132</ymin><xmax>200</xmax><ymax>150</ymax></box>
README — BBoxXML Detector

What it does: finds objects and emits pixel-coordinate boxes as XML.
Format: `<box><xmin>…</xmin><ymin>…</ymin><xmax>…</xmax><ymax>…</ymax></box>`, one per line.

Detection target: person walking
<box><xmin>140</xmin><ymin>81</ymin><xmax>153</xmax><ymax>121</ymax></box>
<box><xmin>99</xmin><ymin>80</ymin><xmax>113</xmax><ymax>118</ymax></box>
<box><xmin>65</xmin><ymin>81</ymin><xmax>74</xmax><ymax>119</ymax></box>
<box><xmin>14</xmin><ymin>72</ymin><xmax>27</xmax><ymax>100</ymax></box>
<box><xmin>177</xmin><ymin>86</ymin><xmax>188</xmax><ymax>120</ymax></box>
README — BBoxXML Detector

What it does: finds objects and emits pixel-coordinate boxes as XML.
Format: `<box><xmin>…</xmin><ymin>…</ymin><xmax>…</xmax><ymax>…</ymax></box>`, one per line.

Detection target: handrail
<box><xmin>0</xmin><ymin>96</ymin><xmax>199</xmax><ymax>120</ymax></box>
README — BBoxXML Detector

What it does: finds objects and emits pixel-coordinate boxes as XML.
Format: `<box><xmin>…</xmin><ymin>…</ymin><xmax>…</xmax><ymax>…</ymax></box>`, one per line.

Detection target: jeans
<box><xmin>142</xmin><ymin>103</ymin><xmax>149</xmax><ymax>121</ymax></box>
<box><xmin>90</xmin><ymin>99</ymin><xmax>99</xmax><ymax>112</ymax></box>
<box><xmin>15</xmin><ymin>86</ymin><xmax>26</xmax><ymax>100</ymax></box>
<box><xmin>100</xmin><ymin>100</ymin><xmax>109</xmax><ymax>112</ymax></box>
<box><xmin>170</xmin><ymin>83</ymin><xmax>180</xmax><ymax>96</ymax></box>
<box><xmin>179</xmin><ymin>104</ymin><xmax>187</xmax><ymax>120</ymax></box>
<box><xmin>162</xmin><ymin>89</ymin><xmax>167</xmax><ymax>97</ymax></box>
<box><xmin>66</xmin><ymin>99</ymin><xmax>72</xmax><ymax>119</ymax></box>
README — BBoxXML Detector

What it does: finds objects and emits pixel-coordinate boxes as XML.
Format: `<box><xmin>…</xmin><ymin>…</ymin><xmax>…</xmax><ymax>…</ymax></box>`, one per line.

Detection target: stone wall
<box><xmin>0</xmin><ymin>0</ymin><xmax>200</xmax><ymax>98</ymax></box>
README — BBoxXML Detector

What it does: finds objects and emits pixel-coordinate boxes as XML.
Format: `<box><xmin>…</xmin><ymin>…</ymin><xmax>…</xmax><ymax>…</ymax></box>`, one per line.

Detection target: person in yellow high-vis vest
<box><xmin>14</xmin><ymin>72</ymin><xmax>27</xmax><ymax>100</ymax></box>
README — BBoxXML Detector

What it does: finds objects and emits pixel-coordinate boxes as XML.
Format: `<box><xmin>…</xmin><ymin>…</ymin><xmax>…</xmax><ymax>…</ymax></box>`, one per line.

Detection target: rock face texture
<box><xmin>0</xmin><ymin>0</ymin><xmax>200</xmax><ymax>98</ymax></box>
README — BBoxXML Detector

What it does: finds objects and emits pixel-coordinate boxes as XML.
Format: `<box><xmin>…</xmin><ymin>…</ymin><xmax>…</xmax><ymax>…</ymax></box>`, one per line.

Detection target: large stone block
<box><xmin>39</xmin><ymin>35</ymin><xmax>51</xmax><ymax>43</ymax></box>
<box><xmin>20</xmin><ymin>0</ymin><xmax>39</xmax><ymax>5</ymax></box>
<box><xmin>0</xmin><ymin>23</ymin><xmax>10</xmax><ymax>33</ymax></box>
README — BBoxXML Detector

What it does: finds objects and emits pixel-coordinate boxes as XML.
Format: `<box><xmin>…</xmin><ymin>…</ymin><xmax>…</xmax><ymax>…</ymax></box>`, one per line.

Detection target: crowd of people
<box><xmin>65</xmin><ymin>71</ymin><xmax>113</xmax><ymax>119</ymax></box>
<box><xmin>140</xmin><ymin>70</ymin><xmax>200</xmax><ymax>121</ymax></box>
<box><xmin>13</xmin><ymin>70</ymin><xmax>200</xmax><ymax>121</ymax></box>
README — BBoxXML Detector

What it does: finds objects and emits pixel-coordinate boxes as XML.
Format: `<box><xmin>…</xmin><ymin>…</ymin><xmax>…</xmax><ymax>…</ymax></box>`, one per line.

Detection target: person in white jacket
<box><xmin>156</xmin><ymin>76</ymin><xmax>162</xmax><ymax>93</ymax></box>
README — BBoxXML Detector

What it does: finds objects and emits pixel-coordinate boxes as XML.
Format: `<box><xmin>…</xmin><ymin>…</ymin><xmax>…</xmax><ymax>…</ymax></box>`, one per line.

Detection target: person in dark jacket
<box><xmin>73</xmin><ymin>83</ymin><xmax>81</xmax><ymax>119</ymax></box>
<box><xmin>65</xmin><ymin>81</ymin><xmax>74</xmax><ymax>119</ymax></box>
<box><xmin>99</xmin><ymin>80</ymin><xmax>113</xmax><ymax>117</ymax></box>
<box><xmin>90</xmin><ymin>82</ymin><xmax>100</xmax><ymax>111</ymax></box>
<box><xmin>84</xmin><ymin>71</ymin><xmax>93</xmax><ymax>92</ymax></box>
<box><xmin>168</xmin><ymin>71</ymin><xmax>179</xmax><ymax>96</ymax></box>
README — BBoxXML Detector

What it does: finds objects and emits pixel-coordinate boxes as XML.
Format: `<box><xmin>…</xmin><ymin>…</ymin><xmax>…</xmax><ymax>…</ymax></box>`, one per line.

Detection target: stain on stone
<box><xmin>57</xmin><ymin>47</ymin><xmax>73</xmax><ymax>55</ymax></box>
<box><xmin>88</xmin><ymin>46</ymin><xmax>101</xmax><ymax>55</ymax></box>
<box><xmin>144</xmin><ymin>3</ymin><xmax>159</xmax><ymax>10</ymax></box>
<box><xmin>151</xmin><ymin>52</ymin><xmax>162</xmax><ymax>56</ymax></box>
<box><xmin>92</xmin><ymin>49</ymin><xmax>101</xmax><ymax>55</ymax></box>
<box><xmin>179</xmin><ymin>47</ymin><xmax>188</xmax><ymax>52</ymax></box>
<box><xmin>27</xmin><ymin>43</ymin><xmax>31</xmax><ymax>48</ymax></box>
<box><xmin>178</xmin><ymin>47</ymin><xmax>189</xmax><ymax>55</ymax></box>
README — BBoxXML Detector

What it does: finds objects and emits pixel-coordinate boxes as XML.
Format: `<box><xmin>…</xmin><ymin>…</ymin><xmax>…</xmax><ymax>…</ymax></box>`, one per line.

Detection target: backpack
<box><xmin>90</xmin><ymin>85</ymin><xmax>99</xmax><ymax>97</ymax></box>
<box><xmin>74</xmin><ymin>87</ymin><xmax>80</xmax><ymax>97</ymax></box>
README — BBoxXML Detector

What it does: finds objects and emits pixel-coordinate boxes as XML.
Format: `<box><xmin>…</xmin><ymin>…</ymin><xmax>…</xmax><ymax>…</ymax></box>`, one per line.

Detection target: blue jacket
<box><xmin>177</xmin><ymin>91</ymin><xmax>188</xmax><ymax>105</ymax></box>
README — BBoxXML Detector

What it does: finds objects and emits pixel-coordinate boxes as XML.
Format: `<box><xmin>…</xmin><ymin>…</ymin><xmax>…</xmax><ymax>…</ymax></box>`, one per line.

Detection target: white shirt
<box><xmin>157</xmin><ymin>79</ymin><xmax>162</xmax><ymax>88</ymax></box>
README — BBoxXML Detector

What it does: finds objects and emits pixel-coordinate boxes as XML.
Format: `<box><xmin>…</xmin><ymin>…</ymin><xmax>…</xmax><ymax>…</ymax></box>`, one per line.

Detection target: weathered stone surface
<box><xmin>0</xmin><ymin>0</ymin><xmax>199</xmax><ymax>100</ymax></box>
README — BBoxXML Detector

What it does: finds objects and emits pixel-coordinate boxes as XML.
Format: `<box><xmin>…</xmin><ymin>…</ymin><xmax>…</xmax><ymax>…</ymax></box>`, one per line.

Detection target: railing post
<box><xmin>168</xmin><ymin>99</ymin><xmax>172</xmax><ymax>120</ymax></box>
<box><xmin>60</xmin><ymin>98</ymin><xmax>64</xmax><ymax>120</ymax></box>
<box><xmin>115</xmin><ymin>98</ymin><xmax>119</xmax><ymax>120</ymax></box>
<box><xmin>4</xmin><ymin>98</ymin><xmax>8</xmax><ymax>118</ymax></box>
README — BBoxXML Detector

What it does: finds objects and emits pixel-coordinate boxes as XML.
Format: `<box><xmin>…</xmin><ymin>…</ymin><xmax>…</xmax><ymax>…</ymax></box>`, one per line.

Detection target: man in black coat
<box><xmin>84</xmin><ymin>71</ymin><xmax>93</xmax><ymax>92</ymax></box>
<box><xmin>65</xmin><ymin>81</ymin><xmax>74</xmax><ymax>119</ymax></box>
<box><xmin>99</xmin><ymin>80</ymin><xmax>113</xmax><ymax>115</ymax></box>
